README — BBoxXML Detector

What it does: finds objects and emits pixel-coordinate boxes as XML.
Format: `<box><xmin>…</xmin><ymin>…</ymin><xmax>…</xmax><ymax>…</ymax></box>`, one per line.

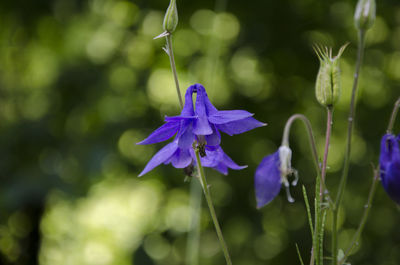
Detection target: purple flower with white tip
<box><xmin>255</xmin><ymin>146</ymin><xmax>298</xmax><ymax>208</ymax></box>
<box><xmin>379</xmin><ymin>133</ymin><xmax>400</xmax><ymax>204</ymax></box>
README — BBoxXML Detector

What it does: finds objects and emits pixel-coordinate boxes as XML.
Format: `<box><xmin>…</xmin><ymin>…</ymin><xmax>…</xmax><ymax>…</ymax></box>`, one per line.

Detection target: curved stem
<box><xmin>194</xmin><ymin>149</ymin><xmax>232</xmax><ymax>265</ymax></box>
<box><xmin>387</xmin><ymin>97</ymin><xmax>400</xmax><ymax>134</ymax></box>
<box><xmin>333</xmin><ymin>29</ymin><xmax>366</xmax><ymax>265</ymax></box>
<box><xmin>166</xmin><ymin>34</ymin><xmax>183</xmax><ymax>109</ymax></box>
<box><xmin>282</xmin><ymin>114</ymin><xmax>334</xmax><ymax>204</ymax></box>
<box><xmin>282</xmin><ymin>114</ymin><xmax>319</xmax><ymax>172</ymax></box>
<box><xmin>281</xmin><ymin>114</ymin><xmax>327</xmax><ymax>265</ymax></box>
<box><xmin>338</xmin><ymin>166</ymin><xmax>379</xmax><ymax>265</ymax></box>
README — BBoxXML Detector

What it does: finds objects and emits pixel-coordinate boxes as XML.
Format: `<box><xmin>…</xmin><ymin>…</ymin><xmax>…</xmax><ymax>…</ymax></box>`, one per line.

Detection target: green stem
<box><xmin>387</xmin><ymin>97</ymin><xmax>400</xmax><ymax>134</ymax></box>
<box><xmin>186</xmin><ymin>178</ymin><xmax>202</xmax><ymax>265</ymax></box>
<box><xmin>321</xmin><ymin>107</ymin><xmax>333</xmax><ymax>197</ymax></box>
<box><xmin>282</xmin><ymin>114</ymin><xmax>319</xmax><ymax>172</ymax></box>
<box><xmin>166</xmin><ymin>34</ymin><xmax>183</xmax><ymax>109</ymax></box>
<box><xmin>194</xmin><ymin>149</ymin><xmax>232</xmax><ymax>265</ymax></box>
<box><xmin>333</xmin><ymin>29</ymin><xmax>366</xmax><ymax>265</ymax></box>
<box><xmin>338</xmin><ymin>167</ymin><xmax>379</xmax><ymax>265</ymax></box>
<box><xmin>338</xmin><ymin>97</ymin><xmax>400</xmax><ymax>264</ymax></box>
<box><xmin>281</xmin><ymin>114</ymin><xmax>328</xmax><ymax>265</ymax></box>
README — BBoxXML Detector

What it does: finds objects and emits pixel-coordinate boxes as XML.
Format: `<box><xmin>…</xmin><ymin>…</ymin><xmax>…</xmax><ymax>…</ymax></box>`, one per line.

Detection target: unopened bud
<box><xmin>279</xmin><ymin>145</ymin><xmax>292</xmax><ymax>178</ymax></box>
<box><xmin>314</xmin><ymin>44</ymin><xmax>348</xmax><ymax>108</ymax></box>
<box><xmin>354</xmin><ymin>0</ymin><xmax>376</xmax><ymax>31</ymax></box>
<box><xmin>163</xmin><ymin>0</ymin><xmax>178</xmax><ymax>33</ymax></box>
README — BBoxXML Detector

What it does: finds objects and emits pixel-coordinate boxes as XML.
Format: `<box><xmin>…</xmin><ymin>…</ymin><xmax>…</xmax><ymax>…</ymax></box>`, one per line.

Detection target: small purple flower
<box><xmin>255</xmin><ymin>146</ymin><xmax>297</xmax><ymax>208</ymax></box>
<box><xmin>379</xmin><ymin>133</ymin><xmax>400</xmax><ymax>204</ymax></box>
<box><xmin>138</xmin><ymin>83</ymin><xmax>264</xmax><ymax>176</ymax></box>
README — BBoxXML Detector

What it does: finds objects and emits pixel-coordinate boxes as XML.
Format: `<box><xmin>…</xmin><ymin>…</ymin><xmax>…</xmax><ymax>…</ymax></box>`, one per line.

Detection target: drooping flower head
<box><xmin>255</xmin><ymin>146</ymin><xmax>298</xmax><ymax>208</ymax></box>
<box><xmin>138</xmin><ymin>84</ymin><xmax>265</xmax><ymax>176</ymax></box>
<box><xmin>379</xmin><ymin>133</ymin><xmax>400</xmax><ymax>204</ymax></box>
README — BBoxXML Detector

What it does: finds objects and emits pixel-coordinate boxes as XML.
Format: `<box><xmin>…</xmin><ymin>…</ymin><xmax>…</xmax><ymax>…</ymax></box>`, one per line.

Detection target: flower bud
<box><xmin>163</xmin><ymin>0</ymin><xmax>178</xmax><ymax>33</ymax></box>
<box><xmin>314</xmin><ymin>44</ymin><xmax>348</xmax><ymax>108</ymax></box>
<box><xmin>354</xmin><ymin>0</ymin><xmax>376</xmax><ymax>31</ymax></box>
<box><xmin>279</xmin><ymin>145</ymin><xmax>292</xmax><ymax>179</ymax></box>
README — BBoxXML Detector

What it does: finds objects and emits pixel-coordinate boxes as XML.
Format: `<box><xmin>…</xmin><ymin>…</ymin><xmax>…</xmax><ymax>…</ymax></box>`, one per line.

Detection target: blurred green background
<box><xmin>0</xmin><ymin>0</ymin><xmax>399</xmax><ymax>264</ymax></box>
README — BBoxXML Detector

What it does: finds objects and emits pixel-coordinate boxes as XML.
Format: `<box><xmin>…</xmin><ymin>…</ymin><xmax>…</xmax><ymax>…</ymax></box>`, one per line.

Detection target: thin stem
<box><xmin>321</xmin><ymin>107</ymin><xmax>333</xmax><ymax>197</ymax></box>
<box><xmin>281</xmin><ymin>114</ymin><xmax>328</xmax><ymax>265</ymax></box>
<box><xmin>166</xmin><ymin>34</ymin><xmax>183</xmax><ymax>109</ymax></box>
<box><xmin>338</xmin><ymin>167</ymin><xmax>379</xmax><ymax>265</ymax></box>
<box><xmin>282</xmin><ymin>114</ymin><xmax>334</xmax><ymax>205</ymax></box>
<box><xmin>387</xmin><ymin>97</ymin><xmax>400</xmax><ymax>134</ymax></box>
<box><xmin>282</xmin><ymin>114</ymin><xmax>319</xmax><ymax>172</ymax></box>
<box><xmin>194</xmin><ymin>149</ymin><xmax>232</xmax><ymax>265</ymax></box>
<box><xmin>333</xmin><ymin>30</ymin><xmax>366</xmax><ymax>265</ymax></box>
<box><xmin>186</xmin><ymin>178</ymin><xmax>202</xmax><ymax>265</ymax></box>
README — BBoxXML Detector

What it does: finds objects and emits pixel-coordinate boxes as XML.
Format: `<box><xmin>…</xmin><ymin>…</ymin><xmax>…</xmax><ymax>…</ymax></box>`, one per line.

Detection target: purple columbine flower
<box><xmin>138</xmin><ymin>84</ymin><xmax>266</xmax><ymax>147</ymax></box>
<box><xmin>138</xmin><ymin>83</ymin><xmax>264</xmax><ymax>176</ymax></box>
<box><xmin>255</xmin><ymin>146</ymin><xmax>298</xmax><ymax>208</ymax></box>
<box><xmin>379</xmin><ymin>133</ymin><xmax>400</xmax><ymax>204</ymax></box>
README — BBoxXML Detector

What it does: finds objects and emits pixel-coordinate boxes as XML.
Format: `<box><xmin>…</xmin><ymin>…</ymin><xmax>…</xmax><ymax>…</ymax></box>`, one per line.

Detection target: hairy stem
<box><xmin>321</xmin><ymin>107</ymin><xmax>333</xmax><ymax>196</ymax></box>
<box><xmin>194</xmin><ymin>149</ymin><xmax>232</xmax><ymax>265</ymax></box>
<box><xmin>332</xmin><ymin>30</ymin><xmax>366</xmax><ymax>265</ymax></box>
<box><xmin>166</xmin><ymin>34</ymin><xmax>183</xmax><ymax>109</ymax></box>
<box><xmin>281</xmin><ymin>114</ymin><xmax>327</xmax><ymax>265</ymax></box>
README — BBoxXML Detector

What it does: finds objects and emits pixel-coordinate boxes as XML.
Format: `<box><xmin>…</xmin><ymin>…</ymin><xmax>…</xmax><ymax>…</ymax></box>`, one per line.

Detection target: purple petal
<box><xmin>221</xmin><ymin>152</ymin><xmax>247</xmax><ymax>170</ymax></box>
<box><xmin>194</xmin><ymin>84</ymin><xmax>218</xmax><ymax>115</ymax></box>
<box><xmin>200</xmin><ymin>147</ymin><xmax>223</xmax><ymax>168</ymax></box>
<box><xmin>380</xmin><ymin>133</ymin><xmax>400</xmax><ymax>204</ymax></box>
<box><xmin>178</xmin><ymin>122</ymin><xmax>195</xmax><ymax>149</ymax></box>
<box><xmin>213</xmin><ymin>164</ymin><xmax>229</xmax><ymax>175</ymax></box>
<box><xmin>193</xmin><ymin>117</ymin><xmax>213</xmax><ymax>135</ymax></box>
<box><xmin>137</xmin><ymin>122</ymin><xmax>179</xmax><ymax>145</ymax></box>
<box><xmin>139</xmin><ymin>142</ymin><xmax>178</xmax><ymax>177</ymax></box>
<box><xmin>382</xmin><ymin>160</ymin><xmax>400</xmax><ymax>204</ymax></box>
<box><xmin>216</xmin><ymin>117</ymin><xmax>266</xmax><ymax>136</ymax></box>
<box><xmin>255</xmin><ymin>151</ymin><xmax>281</xmax><ymax>208</ymax></box>
<box><xmin>208</xmin><ymin>110</ymin><xmax>254</xmax><ymax>124</ymax></box>
<box><xmin>205</xmin><ymin>125</ymin><xmax>221</xmax><ymax>146</ymax></box>
<box><xmin>192</xmin><ymin>84</ymin><xmax>214</xmax><ymax>135</ymax></box>
<box><xmin>181</xmin><ymin>85</ymin><xmax>196</xmax><ymax>116</ymax></box>
<box><xmin>165</xmin><ymin>116</ymin><xmax>196</xmax><ymax>122</ymax></box>
<box><xmin>171</xmin><ymin>148</ymin><xmax>193</xmax><ymax>168</ymax></box>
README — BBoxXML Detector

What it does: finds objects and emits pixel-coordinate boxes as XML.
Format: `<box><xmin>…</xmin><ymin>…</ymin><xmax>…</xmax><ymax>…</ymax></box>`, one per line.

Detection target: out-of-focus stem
<box><xmin>333</xmin><ymin>29</ymin><xmax>366</xmax><ymax>265</ymax></box>
<box><xmin>194</xmin><ymin>149</ymin><xmax>232</xmax><ymax>265</ymax></box>
<box><xmin>186</xmin><ymin>178</ymin><xmax>202</xmax><ymax>265</ymax></box>
<box><xmin>387</xmin><ymin>97</ymin><xmax>400</xmax><ymax>134</ymax></box>
<box><xmin>166</xmin><ymin>34</ymin><xmax>183</xmax><ymax>109</ymax></box>
<box><xmin>339</xmin><ymin>167</ymin><xmax>379</xmax><ymax>264</ymax></box>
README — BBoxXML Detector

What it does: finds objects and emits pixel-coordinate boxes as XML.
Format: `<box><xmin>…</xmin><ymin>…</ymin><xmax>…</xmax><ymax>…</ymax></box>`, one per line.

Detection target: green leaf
<box><xmin>302</xmin><ymin>185</ymin><xmax>314</xmax><ymax>239</ymax></box>
<box><xmin>295</xmin><ymin>243</ymin><xmax>305</xmax><ymax>265</ymax></box>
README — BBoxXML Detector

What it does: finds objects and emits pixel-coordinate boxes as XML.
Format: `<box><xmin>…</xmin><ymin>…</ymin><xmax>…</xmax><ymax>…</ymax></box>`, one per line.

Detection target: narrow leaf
<box><xmin>295</xmin><ymin>243</ymin><xmax>305</xmax><ymax>265</ymax></box>
<box><xmin>302</xmin><ymin>185</ymin><xmax>314</xmax><ymax>239</ymax></box>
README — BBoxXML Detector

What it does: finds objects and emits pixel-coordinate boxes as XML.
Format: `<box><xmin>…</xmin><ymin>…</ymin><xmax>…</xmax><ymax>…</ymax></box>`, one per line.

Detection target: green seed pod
<box><xmin>163</xmin><ymin>0</ymin><xmax>178</xmax><ymax>33</ymax></box>
<box><xmin>354</xmin><ymin>0</ymin><xmax>376</xmax><ymax>31</ymax></box>
<box><xmin>314</xmin><ymin>44</ymin><xmax>348</xmax><ymax>108</ymax></box>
